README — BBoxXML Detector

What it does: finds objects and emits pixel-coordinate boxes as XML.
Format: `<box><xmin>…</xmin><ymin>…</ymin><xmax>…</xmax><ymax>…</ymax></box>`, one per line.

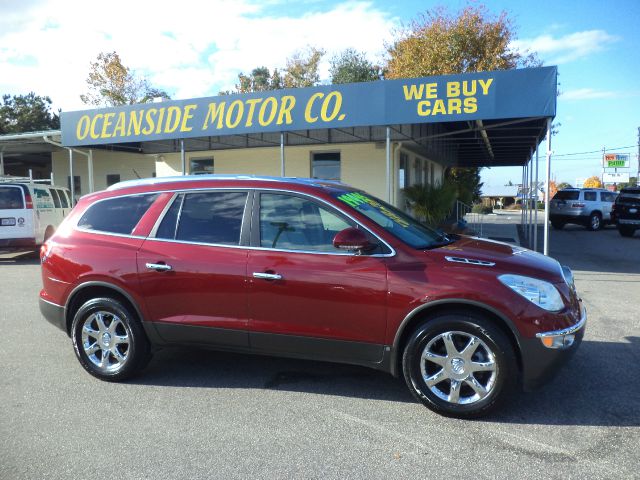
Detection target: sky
<box><xmin>1</xmin><ymin>0</ymin><xmax>639</xmax><ymax>187</ymax></box>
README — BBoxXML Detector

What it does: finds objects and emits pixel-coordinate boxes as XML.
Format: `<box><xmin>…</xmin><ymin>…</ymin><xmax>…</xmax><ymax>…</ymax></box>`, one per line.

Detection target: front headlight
<box><xmin>498</xmin><ymin>274</ymin><xmax>564</xmax><ymax>312</ymax></box>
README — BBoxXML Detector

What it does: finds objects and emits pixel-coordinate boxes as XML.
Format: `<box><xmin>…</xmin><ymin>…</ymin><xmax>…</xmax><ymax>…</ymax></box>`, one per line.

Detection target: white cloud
<box><xmin>561</xmin><ymin>88</ymin><xmax>616</xmax><ymax>100</ymax></box>
<box><xmin>0</xmin><ymin>0</ymin><xmax>395</xmax><ymax>111</ymax></box>
<box><xmin>512</xmin><ymin>30</ymin><xmax>619</xmax><ymax>64</ymax></box>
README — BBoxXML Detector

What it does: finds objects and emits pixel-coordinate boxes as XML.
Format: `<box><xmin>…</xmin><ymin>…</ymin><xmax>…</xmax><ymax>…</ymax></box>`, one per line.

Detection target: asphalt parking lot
<box><xmin>1</xmin><ymin>225</ymin><xmax>638</xmax><ymax>479</ymax></box>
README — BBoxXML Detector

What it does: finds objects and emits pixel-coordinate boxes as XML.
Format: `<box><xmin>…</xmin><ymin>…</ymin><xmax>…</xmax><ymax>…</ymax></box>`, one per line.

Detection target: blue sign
<box><xmin>60</xmin><ymin>66</ymin><xmax>557</xmax><ymax>147</ymax></box>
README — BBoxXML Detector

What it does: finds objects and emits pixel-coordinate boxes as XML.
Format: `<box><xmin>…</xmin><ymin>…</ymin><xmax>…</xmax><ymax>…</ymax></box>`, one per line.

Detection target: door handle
<box><xmin>253</xmin><ymin>272</ymin><xmax>282</xmax><ymax>281</ymax></box>
<box><xmin>146</xmin><ymin>262</ymin><xmax>173</xmax><ymax>272</ymax></box>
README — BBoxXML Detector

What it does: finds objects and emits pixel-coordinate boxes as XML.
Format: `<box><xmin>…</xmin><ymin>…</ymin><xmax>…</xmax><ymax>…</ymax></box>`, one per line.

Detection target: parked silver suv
<box><xmin>550</xmin><ymin>188</ymin><xmax>617</xmax><ymax>231</ymax></box>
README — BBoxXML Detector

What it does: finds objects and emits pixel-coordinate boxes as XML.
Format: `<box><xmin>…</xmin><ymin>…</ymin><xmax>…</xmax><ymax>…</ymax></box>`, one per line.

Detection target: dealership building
<box><xmin>0</xmin><ymin>66</ymin><xmax>557</xmax><ymax>251</ymax></box>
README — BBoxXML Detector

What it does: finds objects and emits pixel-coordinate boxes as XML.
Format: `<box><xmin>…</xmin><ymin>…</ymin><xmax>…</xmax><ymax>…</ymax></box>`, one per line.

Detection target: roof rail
<box><xmin>0</xmin><ymin>174</ymin><xmax>52</xmax><ymax>184</ymax></box>
<box><xmin>107</xmin><ymin>174</ymin><xmax>347</xmax><ymax>191</ymax></box>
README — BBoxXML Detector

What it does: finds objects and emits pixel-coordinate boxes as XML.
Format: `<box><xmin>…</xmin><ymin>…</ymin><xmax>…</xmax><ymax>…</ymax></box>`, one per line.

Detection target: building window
<box><xmin>106</xmin><ymin>174</ymin><xmax>121</xmax><ymax>187</ymax></box>
<box><xmin>67</xmin><ymin>176</ymin><xmax>81</xmax><ymax>196</ymax></box>
<box><xmin>399</xmin><ymin>153</ymin><xmax>409</xmax><ymax>189</ymax></box>
<box><xmin>311</xmin><ymin>152</ymin><xmax>340</xmax><ymax>181</ymax></box>
<box><xmin>190</xmin><ymin>157</ymin><xmax>214</xmax><ymax>175</ymax></box>
<box><xmin>413</xmin><ymin>159</ymin><xmax>422</xmax><ymax>186</ymax></box>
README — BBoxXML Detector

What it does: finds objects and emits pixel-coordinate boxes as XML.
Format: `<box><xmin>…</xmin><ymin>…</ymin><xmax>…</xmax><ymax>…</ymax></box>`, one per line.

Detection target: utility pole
<box><xmin>637</xmin><ymin>127</ymin><xmax>639</xmax><ymax>186</ymax></box>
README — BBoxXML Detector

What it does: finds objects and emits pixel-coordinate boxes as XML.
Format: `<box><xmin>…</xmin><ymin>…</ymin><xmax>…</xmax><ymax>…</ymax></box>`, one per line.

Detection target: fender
<box><xmin>389</xmin><ymin>298</ymin><xmax>523</xmax><ymax>377</ymax></box>
<box><xmin>64</xmin><ymin>280</ymin><xmax>161</xmax><ymax>343</ymax></box>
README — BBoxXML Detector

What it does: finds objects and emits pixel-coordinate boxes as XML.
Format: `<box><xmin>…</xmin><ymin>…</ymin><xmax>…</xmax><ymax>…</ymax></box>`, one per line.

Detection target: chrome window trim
<box><xmin>73</xmin><ymin>186</ymin><xmax>397</xmax><ymax>258</ymax></box>
<box><xmin>74</xmin><ymin>227</ymin><xmax>147</xmax><ymax>240</ymax></box>
<box><xmin>148</xmin><ymin>192</ymin><xmax>179</xmax><ymax>239</ymax></box>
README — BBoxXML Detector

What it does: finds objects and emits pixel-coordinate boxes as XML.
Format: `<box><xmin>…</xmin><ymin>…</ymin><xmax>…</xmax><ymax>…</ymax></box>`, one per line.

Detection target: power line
<box><xmin>554</xmin><ymin>145</ymin><xmax>636</xmax><ymax>157</ymax></box>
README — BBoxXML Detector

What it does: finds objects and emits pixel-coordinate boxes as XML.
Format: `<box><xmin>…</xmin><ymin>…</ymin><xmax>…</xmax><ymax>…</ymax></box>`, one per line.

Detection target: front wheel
<box><xmin>551</xmin><ymin>220</ymin><xmax>565</xmax><ymax>230</ymax></box>
<box><xmin>402</xmin><ymin>313</ymin><xmax>517</xmax><ymax>418</ymax></box>
<box><xmin>587</xmin><ymin>212</ymin><xmax>602</xmax><ymax>231</ymax></box>
<box><xmin>71</xmin><ymin>297</ymin><xmax>151</xmax><ymax>381</ymax></box>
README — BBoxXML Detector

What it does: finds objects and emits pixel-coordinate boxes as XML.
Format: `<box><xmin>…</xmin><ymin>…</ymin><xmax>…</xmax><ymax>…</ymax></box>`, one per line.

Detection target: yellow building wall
<box><xmin>52</xmin><ymin>150</ymin><xmax>155</xmax><ymax>198</ymax></box>
<box><xmin>50</xmin><ymin>142</ymin><xmax>444</xmax><ymax>208</ymax></box>
<box><xmin>155</xmin><ymin>142</ymin><xmax>389</xmax><ymax>200</ymax></box>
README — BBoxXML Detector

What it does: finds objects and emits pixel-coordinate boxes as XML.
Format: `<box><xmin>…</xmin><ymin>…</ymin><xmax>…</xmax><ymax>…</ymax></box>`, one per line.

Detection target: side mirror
<box><xmin>333</xmin><ymin>227</ymin><xmax>375</xmax><ymax>253</ymax></box>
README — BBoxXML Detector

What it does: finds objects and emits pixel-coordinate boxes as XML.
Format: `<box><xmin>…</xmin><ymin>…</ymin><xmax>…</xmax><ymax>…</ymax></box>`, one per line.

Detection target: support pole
<box><xmin>529</xmin><ymin>150</ymin><xmax>534</xmax><ymax>243</ymax></box>
<box><xmin>544</xmin><ymin>119</ymin><xmax>552</xmax><ymax>256</ymax></box>
<box><xmin>69</xmin><ymin>149</ymin><xmax>75</xmax><ymax>206</ymax></box>
<box><xmin>180</xmin><ymin>140</ymin><xmax>186</xmax><ymax>175</ymax></box>
<box><xmin>280</xmin><ymin>132</ymin><xmax>285</xmax><ymax>177</ymax></box>
<box><xmin>521</xmin><ymin>166</ymin><xmax>525</xmax><ymax>230</ymax></box>
<box><xmin>386</xmin><ymin>126</ymin><xmax>391</xmax><ymax>203</ymax></box>
<box><xmin>88</xmin><ymin>150</ymin><xmax>94</xmax><ymax>193</ymax></box>
<box><xmin>534</xmin><ymin>146</ymin><xmax>539</xmax><ymax>252</ymax></box>
<box><xmin>0</xmin><ymin>150</ymin><xmax>4</xmax><ymax>175</ymax></box>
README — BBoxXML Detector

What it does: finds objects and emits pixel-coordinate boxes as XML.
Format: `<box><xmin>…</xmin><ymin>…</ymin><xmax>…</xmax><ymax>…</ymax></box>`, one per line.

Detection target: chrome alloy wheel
<box><xmin>80</xmin><ymin>311</ymin><xmax>130</xmax><ymax>373</ymax></box>
<box><xmin>420</xmin><ymin>331</ymin><xmax>497</xmax><ymax>405</ymax></box>
<box><xmin>590</xmin><ymin>214</ymin><xmax>601</xmax><ymax>230</ymax></box>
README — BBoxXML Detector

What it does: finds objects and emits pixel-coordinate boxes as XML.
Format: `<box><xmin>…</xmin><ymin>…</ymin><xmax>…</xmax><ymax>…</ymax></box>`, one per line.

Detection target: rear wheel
<box><xmin>587</xmin><ymin>212</ymin><xmax>602</xmax><ymax>231</ymax></box>
<box><xmin>71</xmin><ymin>297</ymin><xmax>151</xmax><ymax>381</ymax></box>
<box><xmin>619</xmin><ymin>225</ymin><xmax>636</xmax><ymax>237</ymax></box>
<box><xmin>402</xmin><ymin>312</ymin><xmax>517</xmax><ymax>418</ymax></box>
<box><xmin>551</xmin><ymin>221</ymin><xmax>565</xmax><ymax>230</ymax></box>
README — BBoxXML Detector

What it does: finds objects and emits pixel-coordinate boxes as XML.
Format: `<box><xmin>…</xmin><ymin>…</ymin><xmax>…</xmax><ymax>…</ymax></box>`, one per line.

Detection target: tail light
<box><xmin>571</xmin><ymin>202</ymin><xmax>585</xmax><ymax>208</ymax></box>
<box><xmin>24</xmin><ymin>191</ymin><xmax>33</xmax><ymax>209</ymax></box>
<box><xmin>40</xmin><ymin>241</ymin><xmax>52</xmax><ymax>262</ymax></box>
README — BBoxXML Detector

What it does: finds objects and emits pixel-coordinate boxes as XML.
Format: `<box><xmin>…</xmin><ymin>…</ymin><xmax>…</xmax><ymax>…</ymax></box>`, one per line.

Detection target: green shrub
<box><xmin>403</xmin><ymin>180</ymin><xmax>457</xmax><ymax>227</ymax></box>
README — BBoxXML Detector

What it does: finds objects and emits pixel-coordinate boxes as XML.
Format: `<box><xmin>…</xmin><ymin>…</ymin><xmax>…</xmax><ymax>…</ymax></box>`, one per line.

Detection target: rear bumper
<box><xmin>0</xmin><ymin>237</ymin><xmax>36</xmax><ymax>248</ymax></box>
<box><xmin>520</xmin><ymin>306</ymin><xmax>587</xmax><ymax>391</ymax></box>
<box><xmin>39</xmin><ymin>297</ymin><xmax>66</xmax><ymax>332</ymax></box>
<box><xmin>617</xmin><ymin>218</ymin><xmax>640</xmax><ymax>225</ymax></box>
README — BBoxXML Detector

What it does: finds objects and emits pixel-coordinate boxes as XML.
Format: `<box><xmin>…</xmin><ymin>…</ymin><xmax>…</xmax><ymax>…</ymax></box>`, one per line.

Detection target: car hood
<box><xmin>429</xmin><ymin>235</ymin><xmax>565</xmax><ymax>283</ymax></box>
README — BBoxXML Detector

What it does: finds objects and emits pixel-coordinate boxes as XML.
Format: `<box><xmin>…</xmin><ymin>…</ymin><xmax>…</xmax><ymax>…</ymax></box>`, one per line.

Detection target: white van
<box><xmin>0</xmin><ymin>181</ymin><xmax>72</xmax><ymax>249</ymax></box>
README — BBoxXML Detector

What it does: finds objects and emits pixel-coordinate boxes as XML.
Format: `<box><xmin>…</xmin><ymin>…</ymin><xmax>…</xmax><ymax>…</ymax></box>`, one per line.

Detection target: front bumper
<box><xmin>520</xmin><ymin>305</ymin><xmax>587</xmax><ymax>391</ymax></box>
<box><xmin>39</xmin><ymin>297</ymin><xmax>66</xmax><ymax>332</ymax></box>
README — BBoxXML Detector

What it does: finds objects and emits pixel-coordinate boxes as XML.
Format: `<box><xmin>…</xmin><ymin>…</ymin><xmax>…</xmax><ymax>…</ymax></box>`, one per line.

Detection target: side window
<box><xmin>32</xmin><ymin>187</ymin><xmax>54</xmax><ymax>209</ymax></box>
<box><xmin>50</xmin><ymin>188</ymin><xmax>62</xmax><ymax>208</ymax></box>
<box><xmin>583</xmin><ymin>191</ymin><xmax>596</xmax><ymax>202</ymax></box>
<box><xmin>155</xmin><ymin>195</ymin><xmax>183</xmax><ymax>240</ymax></box>
<box><xmin>57</xmin><ymin>190</ymin><xmax>70</xmax><ymax>208</ymax></box>
<box><xmin>77</xmin><ymin>194</ymin><xmax>158</xmax><ymax>234</ymax></box>
<box><xmin>259</xmin><ymin>193</ymin><xmax>352</xmax><ymax>252</ymax></box>
<box><xmin>170</xmin><ymin>191</ymin><xmax>247</xmax><ymax>245</ymax></box>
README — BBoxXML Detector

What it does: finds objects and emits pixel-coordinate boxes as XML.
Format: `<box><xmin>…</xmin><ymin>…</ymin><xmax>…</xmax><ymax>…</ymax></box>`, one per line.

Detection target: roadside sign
<box><xmin>603</xmin><ymin>172</ymin><xmax>630</xmax><ymax>183</ymax></box>
<box><xmin>603</xmin><ymin>153</ymin><xmax>630</xmax><ymax>168</ymax></box>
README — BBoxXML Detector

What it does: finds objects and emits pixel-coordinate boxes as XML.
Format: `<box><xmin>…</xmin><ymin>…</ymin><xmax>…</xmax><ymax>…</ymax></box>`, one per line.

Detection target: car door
<box><xmin>247</xmin><ymin>191</ymin><xmax>389</xmax><ymax>364</ymax></box>
<box><xmin>136</xmin><ymin>190</ymin><xmax>251</xmax><ymax>348</ymax></box>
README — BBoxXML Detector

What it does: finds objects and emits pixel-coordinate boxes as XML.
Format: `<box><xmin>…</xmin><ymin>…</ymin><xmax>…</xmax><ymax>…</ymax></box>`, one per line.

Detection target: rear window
<box><xmin>553</xmin><ymin>190</ymin><xmax>579</xmax><ymax>201</ymax></box>
<box><xmin>0</xmin><ymin>187</ymin><xmax>24</xmax><ymax>209</ymax></box>
<box><xmin>78</xmin><ymin>194</ymin><xmax>158</xmax><ymax>235</ymax></box>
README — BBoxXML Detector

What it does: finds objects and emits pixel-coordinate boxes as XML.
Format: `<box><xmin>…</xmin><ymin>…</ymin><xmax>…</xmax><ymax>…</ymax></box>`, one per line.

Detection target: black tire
<box><xmin>402</xmin><ymin>312</ymin><xmax>517</xmax><ymax>418</ymax></box>
<box><xmin>551</xmin><ymin>221</ymin><xmax>565</xmax><ymax>230</ymax></box>
<box><xmin>619</xmin><ymin>225</ymin><xmax>636</xmax><ymax>237</ymax></box>
<box><xmin>71</xmin><ymin>297</ymin><xmax>151</xmax><ymax>381</ymax></box>
<box><xmin>587</xmin><ymin>212</ymin><xmax>602</xmax><ymax>231</ymax></box>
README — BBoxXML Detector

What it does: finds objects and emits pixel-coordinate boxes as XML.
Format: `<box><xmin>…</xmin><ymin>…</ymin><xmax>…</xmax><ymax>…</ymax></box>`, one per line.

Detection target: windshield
<box><xmin>333</xmin><ymin>190</ymin><xmax>449</xmax><ymax>249</ymax></box>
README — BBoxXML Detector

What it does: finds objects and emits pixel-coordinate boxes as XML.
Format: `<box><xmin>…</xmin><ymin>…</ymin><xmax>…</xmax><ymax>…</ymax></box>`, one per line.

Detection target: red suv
<box><xmin>39</xmin><ymin>176</ymin><xmax>586</xmax><ymax>418</ymax></box>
